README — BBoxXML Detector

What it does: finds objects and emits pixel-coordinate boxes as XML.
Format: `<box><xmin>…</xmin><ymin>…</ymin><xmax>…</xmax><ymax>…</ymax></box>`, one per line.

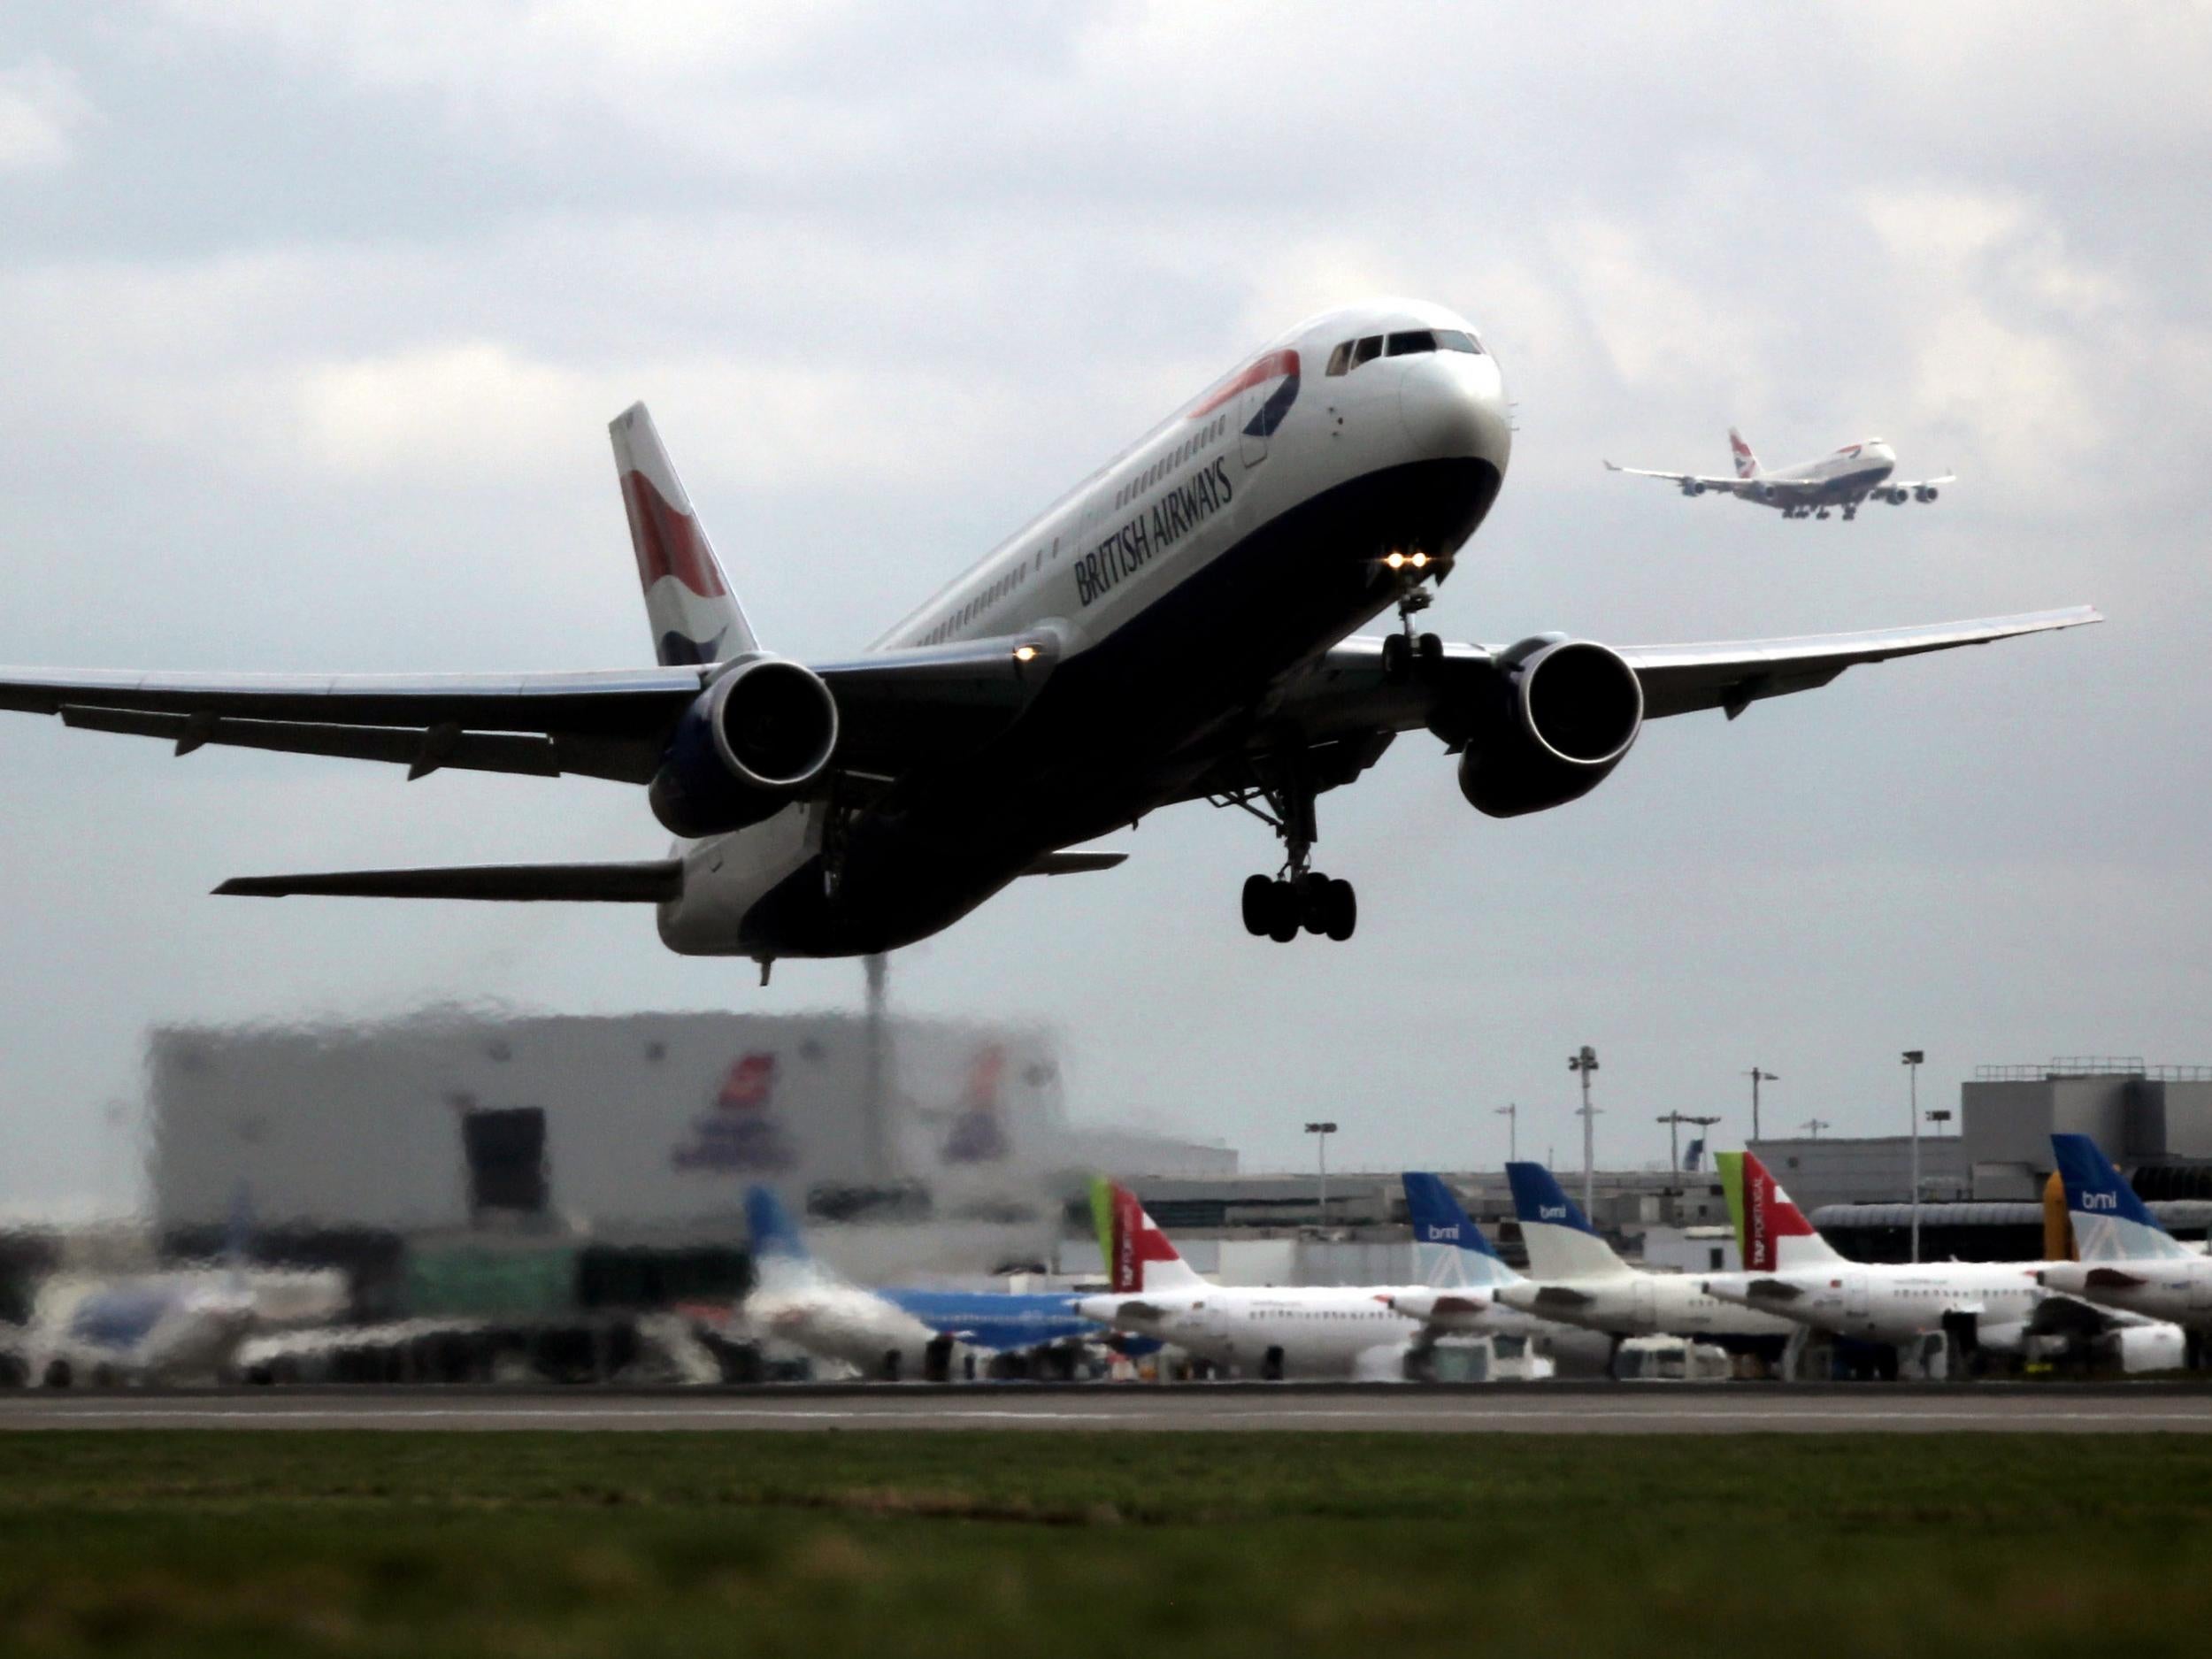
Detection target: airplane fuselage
<box><xmin>1079</xmin><ymin>1283</ymin><xmax>1435</xmax><ymax>1380</ymax></box>
<box><xmin>1740</xmin><ymin>440</ymin><xmax>1898</xmax><ymax>509</ymax></box>
<box><xmin>2039</xmin><ymin>1258</ymin><xmax>2212</xmax><ymax>1332</ymax></box>
<box><xmin>1709</xmin><ymin>1261</ymin><xmax>2055</xmax><ymax>1349</ymax></box>
<box><xmin>655</xmin><ymin>301</ymin><xmax>1511</xmax><ymax>958</ymax></box>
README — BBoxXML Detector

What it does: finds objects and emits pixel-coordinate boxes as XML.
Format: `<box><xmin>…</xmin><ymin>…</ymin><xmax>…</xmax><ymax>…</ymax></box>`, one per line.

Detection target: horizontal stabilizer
<box><xmin>216</xmin><ymin>861</ymin><xmax>682</xmax><ymax>902</ymax></box>
<box><xmin>1528</xmin><ymin>1286</ymin><xmax>1594</xmax><ymax>1311</ymax></box>
<box><xmin>1022</xmin><ymin>849</ymin><xmax>1127</xmax><ymax>877</ymax></box>
<box><xmin>1744</xmin><ymin>1277</ymin><xmax>1804</xmax><ymax>1301</ymax></box>
<box><xmin>2085</xmin><ymin>1266</ymin><xmax>2151</xmax><ymax>1291</ymax></box>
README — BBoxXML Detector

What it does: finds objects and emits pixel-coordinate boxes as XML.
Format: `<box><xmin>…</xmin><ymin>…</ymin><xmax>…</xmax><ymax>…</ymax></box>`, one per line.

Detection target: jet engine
<box><xmin>1454</xmin><ymin>638</ymin><xmax>1644</xmax><ymax>818</ymax></box>
<box><xmin>1914</xmin><ymin>485</ymin><xmax>1939</xmax><ymax>503</ymax></box>
<box><xmin>649</xmin><ymin>656</ymin><xmax>841</xmax><ymax>837</ymax></box>
<box><xmin>1681</xmin><ymin>480</ymin><xmax>1705</xmax><ymax>497</ymax></box>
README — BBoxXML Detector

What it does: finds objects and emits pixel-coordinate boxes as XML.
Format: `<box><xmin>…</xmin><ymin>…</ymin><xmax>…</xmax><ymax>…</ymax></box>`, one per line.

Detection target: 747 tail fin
<box><xmin>611</xmin><ymin>403</ymin><xmax>757</xmax><ymax>667</ymax></box>
<box><xmin>1728</xmin><ymin>426</ymin><xmax>1759</xmax><ymax>480</ymax></box>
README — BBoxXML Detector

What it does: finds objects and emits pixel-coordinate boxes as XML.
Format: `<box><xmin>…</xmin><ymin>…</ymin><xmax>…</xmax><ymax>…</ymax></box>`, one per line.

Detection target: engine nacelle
<box><xmin>1455</xmin><ymin>638</ymin><xmax>1644</xmax><ymax>818</ymax></box>
<box><xmin>649</xmin><ymin>656</ymin><xmax>841</xmax><ymax>838</ymax></box>
<box><xmin>1884</xmin><ymin>488</ymin><xmax>1908</xmax><ymax>504</ymax></box>
<box><xmin>1914</xmin><ymin>485</ymin><xmax>1939</xmax><ymax>503</ymax></box>
<box><xmin>1681</xmin><ymin>480</ymin><xmax>1705</xmax><ymax>497</ymax></box>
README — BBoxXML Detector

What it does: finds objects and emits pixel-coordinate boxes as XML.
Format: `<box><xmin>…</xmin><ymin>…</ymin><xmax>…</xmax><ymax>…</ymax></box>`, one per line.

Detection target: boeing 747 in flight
<box><xmin>0</xmin><ymin>300</ymin><xmax>2087</xmax><ymax>972</ymax></box>
<box><xmin>1606</xmin><ymin>427</ymin><xmax>1952</xmax><ymax>519</ymax></box>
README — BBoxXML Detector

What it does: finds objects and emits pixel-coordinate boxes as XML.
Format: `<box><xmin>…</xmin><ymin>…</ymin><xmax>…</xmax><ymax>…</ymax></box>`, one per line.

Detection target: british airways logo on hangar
<box><xmin>1190</xmin><ymin>348</ymin><xmax>1300</xmax><ymax>439</ymax></box>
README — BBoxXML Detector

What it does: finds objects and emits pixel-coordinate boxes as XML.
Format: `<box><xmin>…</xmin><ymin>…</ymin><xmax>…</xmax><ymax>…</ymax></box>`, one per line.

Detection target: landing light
<box><xmin>1410</xmin><ymin>551</ymin><xmax>1430</xmax><ymax>568</ymax></box>
<box><xmin>1384</xmin><ymin>552</ymin><xmax>1407</xmax><ymax>570</ymax></box>
<box><xmin>1012</xmin><ymin>644</ymin><xmax>1038</xmax><ymax>663</ymax></box>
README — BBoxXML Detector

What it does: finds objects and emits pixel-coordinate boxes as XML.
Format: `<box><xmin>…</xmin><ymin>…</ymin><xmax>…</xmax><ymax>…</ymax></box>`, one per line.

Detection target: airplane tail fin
<box><xmin>1102</xmin><ymin>1180</ymin><xmax>1205</xmax><ymax>1294</ymax></box>
<box><xmin>2050</xmin><ymin>1133</ymin><xmax>2187</xmax><ymax>1262</ymax></box>
<box><xmin>2043</xmin><ymin>1171</ymin><xmax>2077</xmax><ymax>1263</ymax></box>
<box><xmin>1402</xmin><ymin>1171</ymin><xmax>1517</xmax><ymax>1288</ymax></box>
<box><xmin>1504</xmin><ymin>1162</ymin><xmax>1627</xmax><ymax>1279</ymax></box>
<box><xmin>1717</xmin><ymin>1151</ymin><xmax>1747</xmax><ymax>1260</ymax></box>
<box><xmin>610</xmin><ymin>403</ymin><xmax>758</xmax><ymax>667</ymax></box>
<box><xmin>1740</xmin><ymin>1150</ymin><xmax>1846</xmax><ymax>1270</ymax></box>
<box><xmin>1728</xmin><ymin>426</ymin><xmax>1759</xmax><ymax>480</ymax></box>
<box><xmin>743</xmin><ymin>1186</ymin><xmax>812</xmax><ymax>1270</ymax></box>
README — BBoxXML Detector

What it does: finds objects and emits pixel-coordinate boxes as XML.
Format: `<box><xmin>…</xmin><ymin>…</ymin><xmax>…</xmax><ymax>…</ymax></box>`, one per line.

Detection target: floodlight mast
<box><xmin>1304</xmin><ymin>1121</ymin><xmax>1338</xmax><ymax>1230</ymax></box>
<box><xmin>1902</xmin><ymin>1050</ymin><xmax>1926</xmax><ymax>1263</ymax></box>
<box><xmin>1569</xmin><ymin>1047</ymin><xmax>1600</xmax><ymax>1214</ymax></box>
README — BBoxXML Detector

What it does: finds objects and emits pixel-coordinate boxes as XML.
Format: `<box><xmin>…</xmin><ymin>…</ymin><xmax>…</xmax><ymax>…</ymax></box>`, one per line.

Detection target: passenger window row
<box><xmin>1115</xmin><ymin>412</ymin><xmax>1229</xmax><ymax>511</ymax></box>
<box><xmin>1323</xmin><ymin>327</ymin><xmax>1482</xmax><ymax>375</ymax></box>
<box><xmin>921</xmin><ymin>550</ymin><xmax>1037</xmax><ymax>647</ymax></box>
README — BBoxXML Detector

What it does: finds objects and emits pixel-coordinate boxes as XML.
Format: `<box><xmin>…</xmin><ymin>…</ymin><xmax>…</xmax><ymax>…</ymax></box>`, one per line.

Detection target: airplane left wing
<box><xmin>1602</xmin><ymin>461</ymin><xmax>1818</xmax><ymax>497</ymax></box>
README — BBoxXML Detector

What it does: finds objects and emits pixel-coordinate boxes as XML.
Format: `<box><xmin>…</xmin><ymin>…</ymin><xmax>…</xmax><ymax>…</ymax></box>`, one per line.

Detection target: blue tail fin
<box><xmin>1403</xmin><ymin>1171</ymin><xmax>1516</xmax><ymax>1288</ymax></box>
<box><xmin>1505</xmin><ymin>1162</ymin><xmax>1600</xmax><ymax>1235</ymax></box>
<box><xmin>2051</xmin><ymin>1133</ymin><xmax>2187</xmax><ymax>1261</ymax></box>
<box><xmin>744</xmin><ymin>1186</ymin><xmax>810</xmax><ymax>1263</ymax></box>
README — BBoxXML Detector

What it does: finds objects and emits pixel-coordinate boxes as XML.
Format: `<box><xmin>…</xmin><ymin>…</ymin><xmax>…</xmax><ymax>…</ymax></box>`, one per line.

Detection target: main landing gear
<box><xmin>1215</xmin><ymin>756</ymin><xmax>1357</xmax><ymax>945</ymax></box>
<box><xmin>1241</xmin><ymin>869</ymin><xmax>1356</xmax><ymax>943</ymax></box>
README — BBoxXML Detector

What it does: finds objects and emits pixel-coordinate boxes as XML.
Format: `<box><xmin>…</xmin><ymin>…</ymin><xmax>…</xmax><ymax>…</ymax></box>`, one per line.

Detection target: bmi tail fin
<box><xmin>1728</xmin><ymin>426</ymin><xmax>1759</xmax><ymax>480</ymax></box>
<box><xmin>1102</xmin><ymin>1180</ymin><xmax>1205</xmax><ymax>1293</ymax></box>
<box><xmin>610</xmin><ymin>403</ymin><xmax>757</xmax><ymax>667</ymax></box>
<box><xmin>1402</xmin><ymin>1171</ymin><xmax>1518</xmax><ymax>1288</ymax></box>
<box><xmin>1504</xmin><ymin>1162</ymin><xmax>1629</xmax><ymax>1280</ymax></box>
<box><xmin>1740</xmin><ymin>1150</ymin><xmax>1845</xmax><ymax>1270</ymax></box>
<box><xmin>2050</xmin><ymin>1133</ymin><xmax>2187</xmax><ymax>1262</ymax></box>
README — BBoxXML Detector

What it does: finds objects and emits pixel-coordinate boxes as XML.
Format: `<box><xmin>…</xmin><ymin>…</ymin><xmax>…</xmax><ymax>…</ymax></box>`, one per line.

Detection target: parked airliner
<box><xmin>1494</xmin><ymin>1163</ymin><xmax>1795</xmax><ymax>1359</ymax></box>
<box><xmin>739</xmin><ymin>1187</ymin><xmax>1096</xmax><ymax>1381</ymax></box>
<box><xmin>1701</xmin><ymin>1150</ymin><xmax>2180</xmax><ymax>1375</ymax></box>
<box><xmin>1077</xmin><ymin>1179</ymin><xmax>1497</xmax><ymax>1381</ymax></box>
<box><xmin>0</xmin><ymin>300</ymin><xmax>2085</xmax><ymax>973</ymax></box>
<box><xmin>2040</xmin><ymin>1134</ymin><xmax>2212</xmax><ymax>1359</ymax></box>
<box><xmin>1607</xmin><ymin>427</ymin><xmax>1952</xmax><ymax>519</ymax></box>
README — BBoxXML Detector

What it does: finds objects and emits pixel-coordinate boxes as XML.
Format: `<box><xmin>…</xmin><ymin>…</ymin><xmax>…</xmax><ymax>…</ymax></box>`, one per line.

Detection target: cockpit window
<box><xmin>1385</xmin><ymin>330</ymin><xmax>1437</xmax><ymax>357</ymax></box>
<box><xmin>1432</xmin><ymin>328</ymin><xmax>1483</xmax><ymax>355</ymax></box>
<box><xmin>1325</xmin><ymin>341</ymin><xmax>1352</xmax><ymax>376</ymax></box>
<box><xmin>1349</xmin><ymin>334</ymin><xmax>1383</xmax><ymax>367</ymax></box>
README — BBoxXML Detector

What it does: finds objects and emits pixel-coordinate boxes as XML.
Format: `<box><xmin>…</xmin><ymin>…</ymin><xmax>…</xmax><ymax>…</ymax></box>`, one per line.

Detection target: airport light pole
<box><xmin>1495</xmin><ymin>1102</ymin><xmax>1518</xmax><ymax>1163</ymax></box>
<box><xmin>1657</xmin><ymin>1111</ymin><xmax>1723</xmax><ymax>1173</ymax></box>
<box><xmin>1902</xmin><ymin>1049</ymin><xmax>1925</xmax><ymax>1263</ymax></box>
<box><xmin>1305</xmin><ymin>1121</ymin><xmax>1337</xmax><ymax>1231</ymax></box>
<box><xmin>1926</xmin><ymin>1109</ymin><xmax>1954</xmax><ymax>1135</ymax></box>
<box><xmin>1569</xmin><ymin>1047</ymin><xmax>1600</xmax><ymax>1216</ymax></box>
<box><xmin>1745</xmin><ymin>1068</ymin><xmax>1778</xmax><ymax>1141</ymax></box>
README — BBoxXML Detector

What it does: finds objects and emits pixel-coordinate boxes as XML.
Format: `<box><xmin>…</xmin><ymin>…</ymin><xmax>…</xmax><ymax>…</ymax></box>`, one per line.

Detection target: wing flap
<box><xmin>1021</xmin><ymin>849</ymin><xmax>1127</xmax><ymax>877</ymax></box>
<box><xmin>215</xmin><ymin>861</ymin><xmax>682</xmax><ymax>902</ymax></box>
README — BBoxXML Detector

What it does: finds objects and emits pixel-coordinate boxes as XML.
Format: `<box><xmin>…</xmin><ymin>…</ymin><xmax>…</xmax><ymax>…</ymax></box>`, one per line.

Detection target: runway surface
<box><xmin>4</xmin><ymin>1382</ymin><xmax>2211</xmax><ymax>1432</ymax></box>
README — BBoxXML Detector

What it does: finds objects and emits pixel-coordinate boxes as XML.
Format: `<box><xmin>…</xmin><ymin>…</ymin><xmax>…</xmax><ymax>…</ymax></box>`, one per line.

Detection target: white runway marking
<box><xmin>1</xmin><ymin>1391</ymin><xmax>2208</xmax><ymax>1432</ymax></box>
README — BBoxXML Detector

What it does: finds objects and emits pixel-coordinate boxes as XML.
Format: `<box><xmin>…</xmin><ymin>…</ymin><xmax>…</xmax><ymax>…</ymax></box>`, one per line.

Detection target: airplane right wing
<box><xmin>0</xmin><ymin>631</ymin><xmax>1061</xmax><ymax>788</ymax></box>
<box><xmin>1602</xmin><ymin>461</ymin><xmax>1817</xmax><ymax>496</ymax></box>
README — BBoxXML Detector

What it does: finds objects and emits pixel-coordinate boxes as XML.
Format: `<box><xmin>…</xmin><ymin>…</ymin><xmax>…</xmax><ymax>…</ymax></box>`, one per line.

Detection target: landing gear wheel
<box><xmin>1265</xmin><ymin>880</ymin><xmax>1300</xmax><ymax>943</ymax></box>
<box><xmin>1240</xmin><ymin>873</ymin><xmax>1273</xmax><ymax>936</ymax></box>
<box><xmin>1299</xmin><ymin>876</ymin><xmax>1333</xmax><ymax>935</ymax></box>
<box><xmin>1380</xmin><ymin>632</ymin><xmax>1412</xmax><ymax>685</ymax></box>
<box><xmin>1323</xmin><ymin>877</ymin><xmax>1356</xmax><ymax>941</ymax></box>
<box><xmin>1816</xmin><ymin>507</ymin><xmax>1832</xmax><ymax>519</ymax></box>
<box><xmin>1417</xmin><ymin>633</ymin><xmax>1445</xmax><ymax>673</ymax></box>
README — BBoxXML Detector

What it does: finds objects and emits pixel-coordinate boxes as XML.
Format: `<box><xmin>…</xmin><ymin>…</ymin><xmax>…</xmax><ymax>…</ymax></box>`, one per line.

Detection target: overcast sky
<box><xmin>3</xmin><ymin>3</ymin><xmax>2209</xmax><ymax>1212</ymax></box>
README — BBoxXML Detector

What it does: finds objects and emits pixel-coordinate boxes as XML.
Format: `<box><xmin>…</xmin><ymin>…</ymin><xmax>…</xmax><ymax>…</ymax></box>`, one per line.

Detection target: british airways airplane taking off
<box><xmin>1606</xmin><ymin>427</ymin><xmax>1953</xmax><ymax>519</ymax></box>
<box><xmin>0</xmin><ymin>299</ymin><xmax>2089</xmax><ymax>974</ymax></box>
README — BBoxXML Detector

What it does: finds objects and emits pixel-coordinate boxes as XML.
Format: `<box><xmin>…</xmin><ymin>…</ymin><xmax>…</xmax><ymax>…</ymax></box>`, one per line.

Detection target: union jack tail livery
<box><xmin>1728</xmin><ymin>426</ymin><xmax>1759</xmax><ymax>480</ymax></box>
<box><xmin>610</xmin><ymin>403</ymin><xmax>757</xmax><ymax>667</ymax></box>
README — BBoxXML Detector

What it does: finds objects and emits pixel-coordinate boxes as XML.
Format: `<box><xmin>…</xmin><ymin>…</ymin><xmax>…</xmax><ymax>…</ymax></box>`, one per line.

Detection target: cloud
<box><xmin>0</xmin><ymin>56</ymin><xmax>91</xmax><ymax>173</ymax></box>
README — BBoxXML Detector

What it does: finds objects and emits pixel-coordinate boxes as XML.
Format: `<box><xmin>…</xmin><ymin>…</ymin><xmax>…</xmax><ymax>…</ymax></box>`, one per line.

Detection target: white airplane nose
<box><xmin>1399</xmin><ymin>351</ymin><xmax>1512</xmax><ymax>475</ymax></box>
